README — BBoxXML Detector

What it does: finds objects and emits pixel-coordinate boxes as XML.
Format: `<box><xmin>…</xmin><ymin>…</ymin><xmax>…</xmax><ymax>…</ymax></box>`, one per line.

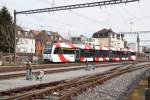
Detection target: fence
<box><xmin>0</xmin><ymin>53</ymin><xmax>44</xmax><ymax>65</ymax></box>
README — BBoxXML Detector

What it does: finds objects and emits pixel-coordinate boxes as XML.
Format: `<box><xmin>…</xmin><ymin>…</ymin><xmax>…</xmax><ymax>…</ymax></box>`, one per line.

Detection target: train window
<box><xmin>96</xmin><ymin>50</ymin><xmax>103</xmax><ymax>57</ymax></box>
<box><xmin>95</xmin><ymin>50</ymin><xmax>100</xmax><ymax>57</ymax></box>
<box><xmin>81</xmin><ymin>49</ymin><xmax>93</xmax><ymax>57</ymax></box>
<box><xmin>113</xmin><ymin>51</ymin><xmax>119</xmax><ymax>57</ymax></box>
<box><xmin>124</xmin><ymin>52</ymin><xmax>128</xmax><ymax>57</ymax></box>
<box><xmin>54</xmin><ymin>48</ymin><xmax>62</xmax><ymax>54</ymax></box>
<box><xmin>62</xmin><ymin>48</ymin><xmax>74</xmax><ymax>54</ymax></box>
<box><xmin>116</xmin><ymin>51</ymin><xmax>121</xmax><ymax>57</ymax></box>
<box><xmin>131</xmin><ymin>52</ymin><xmax>136</xmax><ymax>55</ymax></box>
<box><xmin>112</xmin><ymin>51</ymin><xmax>116</xmax><ymax>57</ymax></box>
<box><xmin>120</xmin><ymin>52</ymin><xmax>124</xmax><ymax>57</ymax></box>
<box><xmin>95</xmin><ymin>50</ymin><xmax>109</xmax><ymax>57</ymax></box>
<box><xmin>102</xmin><ymin>51</ymin><xmax>105</xmax><ymax>57</ymax></box>
<box><xmin>105</xmin><ymin>51</ymin><xmax>109</xmax><ymax>57</ymax></box>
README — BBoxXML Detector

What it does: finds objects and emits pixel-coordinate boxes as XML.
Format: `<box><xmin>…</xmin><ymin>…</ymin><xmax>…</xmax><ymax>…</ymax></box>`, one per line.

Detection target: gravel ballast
<box><xmin>73</xmin><ymin>67</ymin><xmax>150</xmax><ymax>100</ymax></box>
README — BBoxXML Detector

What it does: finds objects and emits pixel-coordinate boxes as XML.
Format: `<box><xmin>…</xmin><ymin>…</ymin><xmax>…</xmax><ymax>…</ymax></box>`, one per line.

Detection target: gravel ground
<box><xmin>73</xmin><ymin>67</ymin><xmax>150</xmax><ymax>100</ymax></box>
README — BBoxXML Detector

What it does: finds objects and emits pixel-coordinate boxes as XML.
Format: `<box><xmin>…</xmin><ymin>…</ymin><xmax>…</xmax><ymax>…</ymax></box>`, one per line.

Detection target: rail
<box><xmin>0</xmin><ymin>62</ymin><xmax>149</xmax><ymax>100</ymax></box>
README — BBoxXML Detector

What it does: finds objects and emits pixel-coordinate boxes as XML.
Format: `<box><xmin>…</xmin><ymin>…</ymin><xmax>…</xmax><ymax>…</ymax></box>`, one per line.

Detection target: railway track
<box><xmin>0</xmin><ymin>61</ymin><xmax>145</xmax><ymax>73</ymax></box>
<box><xmin>0</xmin><ymin>62</ymin><xmax>129</xmax><ymax>80</ymax></box>
<box><xmin>0</xmin><ymin>62</ymin><xmax>149</xmax><ymax>100</ymax></box>
<box><xmin>0</xmin><ymin>63</ymin><xmax>96</xmax><ymax>73</ymax></box>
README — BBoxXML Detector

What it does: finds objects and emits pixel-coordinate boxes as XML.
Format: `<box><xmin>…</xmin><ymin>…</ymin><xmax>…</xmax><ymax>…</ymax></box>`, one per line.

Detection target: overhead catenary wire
<box><xmin>15</xmin><ymin>0</ymin><xmax>139</xmax><ymax>14</ymax></box>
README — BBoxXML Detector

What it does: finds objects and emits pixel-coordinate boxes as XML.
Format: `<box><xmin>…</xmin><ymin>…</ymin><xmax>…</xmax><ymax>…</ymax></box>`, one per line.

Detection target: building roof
<box><xmin>92</xmin><ymin>28</ymin><xmax>124</xmax><ymax>38</ymax></box>
<box><xmin>16</xmin><ymin>26</ymin><xmax>35</xmax><ymax>39</ymax></box>
<box><xmin>29</xmin><ymin>30</ymin><xmax>40</xmax><ymax>36</ymax></box>
<box><xmin>95</xmin><ymin>28</ymin><xmax>112</xmax><ymax>34</ymax></box>
<box><xmin>41</xmin><ymin>30</ymin><xmax>53</xmax><ymax>35</ymax></box>
<box><xmin>92</xmin><ymin>28</ymin><xmax>113</xmax><ymax>38</ymax></box>
<box><xmin>16</xmin><ymin>25</ymin><xmax>24</xmax><ymax>31</ymax></box>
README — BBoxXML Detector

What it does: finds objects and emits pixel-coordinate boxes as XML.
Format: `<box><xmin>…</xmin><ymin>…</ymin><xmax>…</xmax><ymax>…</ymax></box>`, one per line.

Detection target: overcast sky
<box><xmin>0</xmin><ymin>0</ymin><xmax>150</xmax><ymax>45</ymax></box>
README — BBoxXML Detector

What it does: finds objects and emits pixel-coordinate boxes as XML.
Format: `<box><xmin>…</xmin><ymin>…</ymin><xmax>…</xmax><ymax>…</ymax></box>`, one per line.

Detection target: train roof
<box><xmin>109</xmin><ymin>47</ymin><xmax>116</xmax><ymax>51</ymax></box>
<box><xmin>128</xmin><ymin>48</ymin><xmax>135</xmax><ymax>52</ymax></box>
<box><xmin>54</xmin><ymin>42</ymin><xmax>77</xmax><ymax>48</ymax></box>
<box><xmin>95</xmin><ymin>46</ymin><xmax>109</xmax><ymax>50</ymax></box>
<box><xmin>53</xmin><ymin>42</ymin><xmax>135</xmax><ymax>52</ymax></box>
<box><xmin>76</xmin><ymin>44</ymin><xmax>93</xmax><ymax>49</ymax></box>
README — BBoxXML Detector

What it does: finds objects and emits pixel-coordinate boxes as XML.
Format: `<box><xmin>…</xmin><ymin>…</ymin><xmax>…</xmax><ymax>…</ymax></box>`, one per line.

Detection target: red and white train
<box><xmin>43</xmin><ymin>42</ymin><xmax>136</xmax><ymax>63</ymax></box>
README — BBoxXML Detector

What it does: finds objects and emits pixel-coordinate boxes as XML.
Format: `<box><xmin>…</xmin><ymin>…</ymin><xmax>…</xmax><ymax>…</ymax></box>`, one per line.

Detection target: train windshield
<box><xmin>131</xmin><ymin>52</ymin><xmax>136</xmax><ymax>55</ymax></box>
<box><xmin>44</xmin><ymin>44</ymin><xmax>52</xmax><ymax>54</ymax></box>
<box><xmin>44</xmin><ymin>48</ymin><xmax>52</xmax><ymax>54</ymax></box>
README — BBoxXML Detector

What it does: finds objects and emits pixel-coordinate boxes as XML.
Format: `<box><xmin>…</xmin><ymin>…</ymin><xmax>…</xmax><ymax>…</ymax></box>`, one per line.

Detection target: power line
<box><xmin>15</xmin><ymin>0</ymin><xmax>139</xmax><ymax>14</ymax></box>
<box><xmin>140</xmin><ymin>40</ymin><xmax>150</xmax><ymax>42</ymax></box>
<box><xmin>33</xmin><ymin>0</ymin><xmax>113</xmax><ymax>25</ymax></box>
<box><xmin>119</xmin><ymin>31</ymin><xmax>150</xmax><ymax>56</ymax></box>
<box><xmin>119</xmin><ymin>31</ymin><xmax>150</xmax><ymax>34</ymax></box>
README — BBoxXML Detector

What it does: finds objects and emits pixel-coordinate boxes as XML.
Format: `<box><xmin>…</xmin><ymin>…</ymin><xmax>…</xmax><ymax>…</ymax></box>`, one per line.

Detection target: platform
<box><xmin>0</xmin><ymin>65</ymin><xmax>118</xmax><ymax>92</ymax></box>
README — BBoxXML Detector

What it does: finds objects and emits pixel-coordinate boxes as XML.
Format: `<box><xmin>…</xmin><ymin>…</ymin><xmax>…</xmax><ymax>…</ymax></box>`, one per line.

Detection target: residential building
<box><xmin>92</xmin><ymin>28</ymin><xmax>125</xmax><ymax>48</ymax></box>
<box><xmin>42</xmin><ymin>30</ymin><xmax>64</xmax><ymax>43</ymax></box>
<box><xmin>34</xmin><ymin>30</ymin><xmax>64</xmax><ymax>56</ymax></box>
<box><xmin>16</xmin><ymin>27</ymin><xmax>35</xmax><ymax>54</ymax></box>
<box><xmin>29</xmin><ymin>30</ymin><xmax>42</xmax><ymax>56</ymax></box>
<box><xmin>71</xmin><ymin>35</ymin><xmax>99</xmax><ymax>45</ymax></box>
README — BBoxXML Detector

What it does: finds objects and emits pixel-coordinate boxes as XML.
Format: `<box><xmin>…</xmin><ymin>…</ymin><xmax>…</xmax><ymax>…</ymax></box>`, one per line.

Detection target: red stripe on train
<box><xmin>58</xmin><ymin>54</ymin><xmax>71</xmax><ymax>62</ymax></box>
<box><xmin>95</xmin><ymin>57</ymin><xmax>99</xmax><ymax>61</ymax></box>
<box><xmin>80</xmin><ymin>57</ymin><xmax>85</xmax><ymax>62</ymax></box>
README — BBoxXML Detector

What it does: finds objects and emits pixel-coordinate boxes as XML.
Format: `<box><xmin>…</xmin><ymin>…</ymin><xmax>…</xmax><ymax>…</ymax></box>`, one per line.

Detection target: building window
<box><xmin>92</xmin><ymin>39</ymin><xmax>95</xmax><ymax>42</ymax></box>
<box><xmin>31</xmin><ymin>48</ymin><xmax>34</xmax><ymax>52</ymax></box>
<box><xmin>32</xmin><ymin>40</ymin><xmax>34</xmax><ymax>44</ymax></box>
<box><xmin>25</xmin><ymin>40</ymin><xmax>28</xmax><ymax>44</ymax></box>
<box><xmin>25</xmin><ymin>32</ymin><xmax>28</xmax><ymax>36</ymax></box>
<box><xmin>89</xmin><ymin>38</ymin><xmax>92</xmax><ymax>42</ymax></box>
<box><xmin>18</xmin><ymin>31</ymin><xmax>21</xmax><ymax>35</ymax></box>
<box><xmin>59</xmin><ymin>38</ymin><xmax>62</xmax><ymax>41</ymax></box>
<box><xmin>112</xmin><ymin>33</ymin><xmax>115</xmax><ymax>38</ymax></box>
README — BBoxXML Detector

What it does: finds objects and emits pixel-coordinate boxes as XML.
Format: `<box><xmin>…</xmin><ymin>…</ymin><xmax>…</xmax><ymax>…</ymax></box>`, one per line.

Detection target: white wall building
<box><xmin>17</xmin><ymin>38</ymin><xmax>35</xmax><ymax>53</ymax></box>
<box><xmin>110</xmin><ymin>33</ymin><xmax>124</xmax><ymax>48</ymax></box>
<box><xmin>16</xmin><ymin>30</ymin><xmax>35</xmax><ymax>53</ymax></box>
<box><xmin>92</xmin><ymin>28</ymin><xmax>125</xmax><ymax>48</ymax></box>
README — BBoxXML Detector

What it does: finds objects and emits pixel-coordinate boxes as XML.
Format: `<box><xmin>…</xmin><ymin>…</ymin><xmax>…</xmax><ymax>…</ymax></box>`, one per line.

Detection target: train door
<box><xmin>109</xmin><ymin>50</ymin><xmax>113</xmax><ymax>61</ymax></box>
<box><xmin>127</xmin><ymin>51</ymin><xmax>131</xmax><ymax>60</ymax></box>
<box><xmin>75</xmin><ymin>49</ymin><xmax>80</xmax><ymax>62</ymax></box>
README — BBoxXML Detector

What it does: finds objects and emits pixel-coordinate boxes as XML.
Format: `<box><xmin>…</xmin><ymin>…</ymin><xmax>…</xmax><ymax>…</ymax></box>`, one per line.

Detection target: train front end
<box><xmin>128</xmin><ymin>48</ymin><xmax>136</xmax><ymax>61</ymax></box>
<box><xmin>43</xmin><ymin>44</ymin><xmax>53</xmax><ymax>63</ymax></box>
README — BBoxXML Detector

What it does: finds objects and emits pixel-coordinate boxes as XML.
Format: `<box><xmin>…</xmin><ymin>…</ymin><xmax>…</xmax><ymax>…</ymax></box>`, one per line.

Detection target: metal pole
<box><xmin>14</xmin><ymin>10</ymin><xmax>16</xmax><ymax>65</ymax></box>
<box><xmin>93</xmin><ymin>44</ymin><xmax>95</xmax><ymax>62</ymax></box>
<box><xmin>145</xmin><ymin>75</ymin><xmax>150</xmax><ymax>100</ymax></box>
<box><xmin>148</xmin><ymin>76</ymin><xmax>150</xmax><ymax>88</ymax></box>
<box><xmin>137</xmin><ymin>33</ymin><xmax>140</xmax><ymax>57</ymax></box>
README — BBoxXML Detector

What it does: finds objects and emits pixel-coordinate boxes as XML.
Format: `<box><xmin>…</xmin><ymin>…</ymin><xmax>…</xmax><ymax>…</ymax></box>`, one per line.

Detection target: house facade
<box><xmin>71</xmin><ymin>35</ymin><xmax>99</xmax><ymax>45</ymax></box>
<box><xmin>16</xmin><ymin>27</ymin><xmax>35</xmax><ymax>54</ymax></box>
<box><xmin>92</xmin><ymin>28</ymin><xmax>125</xmax><ymax>48</ymax></box>
<box><xmin>34</xmin><ymin>30</ymin><xmax>64</xmax><ymax>56</ymax></box>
